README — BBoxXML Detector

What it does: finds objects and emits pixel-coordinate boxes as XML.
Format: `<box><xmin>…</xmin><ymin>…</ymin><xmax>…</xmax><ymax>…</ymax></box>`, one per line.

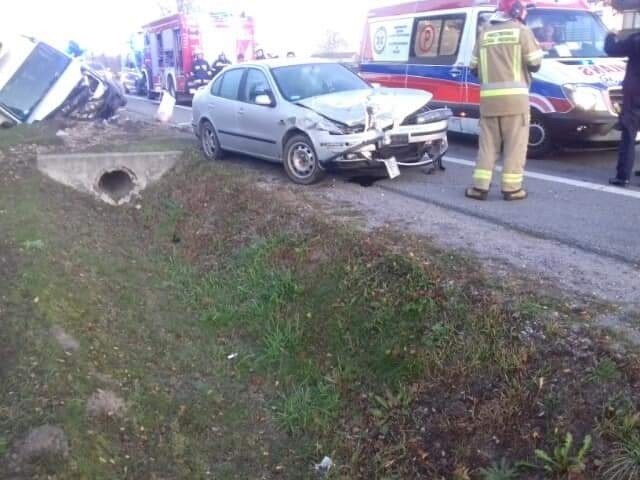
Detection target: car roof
<box><xmin>239</xmin><ymin>57</ymin><xmax>334</xmax><ymax>70</ymax></box>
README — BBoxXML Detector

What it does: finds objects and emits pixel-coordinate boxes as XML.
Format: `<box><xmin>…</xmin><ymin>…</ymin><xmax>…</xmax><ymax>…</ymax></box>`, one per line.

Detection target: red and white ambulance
<box><xmin>360</xmin><ymin>0</ymin><xmax>634</xmax><ymax>156</ymax></box>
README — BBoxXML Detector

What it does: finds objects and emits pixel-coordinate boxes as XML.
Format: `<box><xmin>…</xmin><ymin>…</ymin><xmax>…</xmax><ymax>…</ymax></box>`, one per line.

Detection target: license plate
<box><xmin>390</xmin><ymin>134</ymin><xmax>409</xmax><ymax>146</ymax></box>
<box><xmin>383</xmin><ymin>158</ymin><xmax>401</xmax><ymax>179</ymax></box>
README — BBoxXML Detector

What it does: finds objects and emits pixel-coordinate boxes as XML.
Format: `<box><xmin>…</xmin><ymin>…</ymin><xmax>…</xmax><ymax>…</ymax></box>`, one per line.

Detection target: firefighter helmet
<box><xmin>498</xmin><ymin>0</ymin><xmax>525</xmax><ymax>19</ymax></box>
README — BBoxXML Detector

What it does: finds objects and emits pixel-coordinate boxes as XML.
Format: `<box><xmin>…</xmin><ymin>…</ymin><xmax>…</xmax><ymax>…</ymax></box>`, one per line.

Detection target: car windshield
<box><xmin>526</xmin><ymin>9</ymin><xmax>609</xmax><ymax>58</ymax></box>
<box><xmin>0</xmin><ymin>43</ymin><xmax>71</xmax><ymax>122</ymax></box>
<box><xmin>271</xmin><ymin>63</ymin><xmax>370</xmax><ymax>102</ymax></box>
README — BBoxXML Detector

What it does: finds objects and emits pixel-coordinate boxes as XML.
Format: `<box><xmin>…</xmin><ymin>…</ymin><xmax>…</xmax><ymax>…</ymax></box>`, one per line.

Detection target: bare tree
<box><xmin>317</xmin><ymin>30</ymin><xmax>349</xmax><ymax>54</ymax></box>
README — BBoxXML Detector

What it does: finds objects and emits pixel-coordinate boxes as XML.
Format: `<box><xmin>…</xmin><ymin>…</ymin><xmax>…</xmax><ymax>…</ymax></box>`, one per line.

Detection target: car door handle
<box><xmin>238</xmin><ymin>108</ymin><xmax>245</xmax><ymax>116</ymax></box>
<box><xmin>449</xmin><ymin>69</ymin><xmax>463</xmax><ymax>78</ymax></box>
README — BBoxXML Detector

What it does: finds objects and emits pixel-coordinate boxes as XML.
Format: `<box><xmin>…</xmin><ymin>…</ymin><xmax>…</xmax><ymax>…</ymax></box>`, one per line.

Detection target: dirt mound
<box><xmin>86</xmin><ymin>389</ymin><xmax>127</xmax><ymax>419</ymax></box>
<box><xmin>9</xmin><ymin>425</ymin><xmax>69</xmax><ymax>472</ymax></box>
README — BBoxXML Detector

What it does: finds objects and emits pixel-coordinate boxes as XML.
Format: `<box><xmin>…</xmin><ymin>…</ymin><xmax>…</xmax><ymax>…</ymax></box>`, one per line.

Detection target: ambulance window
<box><xmin>411</xmin><ymin>14</ymin><xmax>466</xmax><ymax>65</ymax></box>
<box><xmin>440</xmin><ymin>19</ymin><xmax>465</xmax><ymax>56</ymax></box>
<box><xmin>477</xmin><ymin>12</ymin><xmax>492</xmax><ymax>38</ymax></box>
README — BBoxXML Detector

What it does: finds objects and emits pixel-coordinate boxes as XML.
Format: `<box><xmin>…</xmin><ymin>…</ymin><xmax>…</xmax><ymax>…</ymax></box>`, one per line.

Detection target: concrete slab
<box><xmin>36</xmin><ymin>151</ymin><xmax>182</xmax><ymax>205</ymax></box>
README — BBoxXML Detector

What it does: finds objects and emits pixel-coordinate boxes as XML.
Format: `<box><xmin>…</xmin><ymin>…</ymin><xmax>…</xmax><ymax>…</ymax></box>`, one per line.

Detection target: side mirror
<box><xmin>255</xmin><ymin>93</ymin><xmax>274</xmax><ymax>107</ymax></box>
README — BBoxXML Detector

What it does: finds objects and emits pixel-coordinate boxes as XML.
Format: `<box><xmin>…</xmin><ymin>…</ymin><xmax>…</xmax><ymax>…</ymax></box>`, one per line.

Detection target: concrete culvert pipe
<box><xmin>97</xmin><ymin>168</ymin><xmax>137</xmax><ymax>203</ymax></box>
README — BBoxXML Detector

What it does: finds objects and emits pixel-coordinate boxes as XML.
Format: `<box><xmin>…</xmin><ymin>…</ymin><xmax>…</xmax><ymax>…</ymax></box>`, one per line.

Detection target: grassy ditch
<box><xmin>1</xmin><ymin>133</ymin><xmax>640</xmax><ymax>479</ymax></box>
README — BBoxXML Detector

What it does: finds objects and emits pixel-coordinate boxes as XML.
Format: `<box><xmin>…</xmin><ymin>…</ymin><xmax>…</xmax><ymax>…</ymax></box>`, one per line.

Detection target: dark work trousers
<box><xmin>617</xmin><ymin>96</ymin><xmax>640</xmax><ymax>181</ymax></box>
<box><xmin>617</xmin><ymin>124</ymin><xmax>638</xmax><ymax>181</ymax></box>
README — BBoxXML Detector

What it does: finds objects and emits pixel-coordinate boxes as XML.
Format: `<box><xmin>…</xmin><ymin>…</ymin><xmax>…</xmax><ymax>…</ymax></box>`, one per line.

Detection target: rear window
<box><xmin>0</xmin><ymin>43</ymin><xmax>71</xmax><ymax>122</ymax></box>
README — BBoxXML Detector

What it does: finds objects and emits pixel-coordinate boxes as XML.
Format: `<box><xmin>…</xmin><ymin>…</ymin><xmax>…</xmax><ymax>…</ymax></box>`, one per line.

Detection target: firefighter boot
<box><xmin>503</xmin><ymin>189</ymin><xmax>528</xmax><ymax>201</ymax></box>
<box><xmin>465</xmin><ymin>187</ymin><xmax>489</xmax><ymax>200</ymax></box>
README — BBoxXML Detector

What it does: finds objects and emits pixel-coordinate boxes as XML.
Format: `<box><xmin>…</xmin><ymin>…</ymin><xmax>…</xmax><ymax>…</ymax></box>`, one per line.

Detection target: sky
<box><xmin>2</xmin><ymin>0</ymin><xmax>397</xmax><ymax>56</ymax></box>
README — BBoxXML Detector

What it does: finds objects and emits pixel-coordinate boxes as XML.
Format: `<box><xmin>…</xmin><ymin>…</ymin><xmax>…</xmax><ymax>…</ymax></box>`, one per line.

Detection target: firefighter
<box><xmin>465</xmin><ymin>0</ymin><xmax>543</xmax><ymax>201</ymax></box>
<box><xmin>211</xmin><ymin>53</ymin><xmax>231</xmax><ymax>76</ymax></box>
<box><xmin>191</xmin><ymin>51</ymin><xmax>211</xmax><ymax>82</ymax></box>
<box><xmin>605</xmin><ymin>29</ymin><xmax>640</xmax><ymax>187</ymax></box>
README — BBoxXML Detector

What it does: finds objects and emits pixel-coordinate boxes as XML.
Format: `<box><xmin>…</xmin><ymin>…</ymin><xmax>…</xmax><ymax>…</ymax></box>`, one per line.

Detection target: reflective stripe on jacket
<box><xmin>470</xmin><ymin>18</ymin><xmax>543</xmax><ymax>117</ymax></box>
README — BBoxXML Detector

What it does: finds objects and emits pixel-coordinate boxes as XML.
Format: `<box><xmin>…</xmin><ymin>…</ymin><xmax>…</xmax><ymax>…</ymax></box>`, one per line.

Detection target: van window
<box><xmin>526</xmin><ymin>9</ymin><xmax>608</xmax><ymax>58</ymax></box>
<box><xmin>0</xmin><ymin>43</ymin><xmax>71</xmax><ymax>122</ymax></box>
<box><xmin>411</xmin><ymin>15</ymin><xmax>466</xmax><ymax>65</ymax></box>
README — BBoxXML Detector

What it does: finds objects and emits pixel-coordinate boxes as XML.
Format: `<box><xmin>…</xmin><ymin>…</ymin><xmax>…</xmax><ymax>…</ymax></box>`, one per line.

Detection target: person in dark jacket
<box><xmin>605</xmin><ymin>31</ymin><xmax>640</xmax><ymax>187</ymax></box>
<box><xmin>211</xmin><ymin>53</ymin><xmax>231</xmax><ymax>76</ymax></box>
<box><xmin>191</xmin><ymin>52</ymin><xmax>211</xmax><ymax>81</ymax></box>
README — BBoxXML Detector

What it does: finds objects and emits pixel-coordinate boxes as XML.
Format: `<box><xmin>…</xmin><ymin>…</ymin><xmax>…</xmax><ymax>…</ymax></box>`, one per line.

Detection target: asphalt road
<box><xmin>125</xmin><ymin>94</ymin><xmax>640</xmax><ymax>270</ymax></box>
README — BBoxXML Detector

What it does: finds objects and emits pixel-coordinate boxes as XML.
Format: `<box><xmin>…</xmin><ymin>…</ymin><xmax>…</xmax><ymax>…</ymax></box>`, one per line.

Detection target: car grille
<box><xmin>609</xmin><ymin>88</ymin><xmax>624</xmax><ymax>115</ymax></box>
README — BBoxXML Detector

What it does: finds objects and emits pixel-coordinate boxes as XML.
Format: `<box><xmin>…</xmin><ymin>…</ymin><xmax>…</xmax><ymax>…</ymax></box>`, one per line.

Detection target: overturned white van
<box><xmin>0</xmin><ymin>35</ymin><xmax>125</xmax><ymax>128</ymax></box>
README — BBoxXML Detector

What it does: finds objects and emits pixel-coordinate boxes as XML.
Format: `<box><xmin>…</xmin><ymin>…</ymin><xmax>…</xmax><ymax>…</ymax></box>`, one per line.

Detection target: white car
<box><xmin>192</xmin><ymin>58</ymin><xmax>450</xmax><ymax>184</ymax></box>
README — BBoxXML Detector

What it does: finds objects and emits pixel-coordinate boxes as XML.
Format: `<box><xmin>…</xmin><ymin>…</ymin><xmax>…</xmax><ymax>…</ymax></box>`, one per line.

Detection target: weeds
<box><xmin>535</xmin><ymin>432</ymin><xmax>592</xmax><ymax>477</ymax></box>
<box><xmin>588</xmin><ymin>358</ymin><xmax>621</xmax><ymax>384</ymax></box>
<box><xmin>479</xmin><ymin>459</ymin><xmax>520</xmax><ymax>480</ymax></box>
<box><xmin>603</xmin><ymin>437</ymin><xmax>640</xmax><ymax>480</ymax></box>
<box><xmin>277</xmin><ymin>383</ymin><xmax>340</xmax><ymax>434</ymax></box>
<box><xmin>370</xmin><ymin>386</ymin><xmax>415</xmax><ymax>434</ymax></box>
<box><xmin>599</xmin><ymin>408</ymin><xmax>640</xmax><ymax>480</ymax></box>
<box><xmin>262</xmin><ymin>317</ymin><xmax>302</xmax><ymax>363</ymax></box>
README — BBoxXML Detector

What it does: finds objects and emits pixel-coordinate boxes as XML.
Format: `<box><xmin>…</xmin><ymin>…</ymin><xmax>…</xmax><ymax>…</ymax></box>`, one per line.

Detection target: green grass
<box><xmin>0</xmin><ymin>123</ymin><xmax>63</xmax><ymax>150</ymax></box>
<box><xmin>589</xmin><ymin>357</ymin><xmax>622</xmax><ymax>384</ymax></box>
<box><xmin>2</xmin><ymin>142</ymin><xmax>639</xmax><ymax>479</ymax></box>
<box><xmin>479</xmin><ymin>459</ymin><xmax>520</xmax><ymax>480</ymax></box>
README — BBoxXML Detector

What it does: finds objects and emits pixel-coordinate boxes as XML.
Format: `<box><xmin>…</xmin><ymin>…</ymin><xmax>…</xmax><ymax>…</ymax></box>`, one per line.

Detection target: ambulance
<box><xmin>360</xmin><ymin>0</ymin><xmax>633</xmax><ymax>157</ymax></box>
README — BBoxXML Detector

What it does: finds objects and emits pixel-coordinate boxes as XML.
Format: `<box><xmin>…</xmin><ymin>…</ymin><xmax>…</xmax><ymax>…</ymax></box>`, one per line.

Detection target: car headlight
<box><xmin>564</xmin><ymin>85</ymin><xmax>607</xmax><ymax>112</ymax></box>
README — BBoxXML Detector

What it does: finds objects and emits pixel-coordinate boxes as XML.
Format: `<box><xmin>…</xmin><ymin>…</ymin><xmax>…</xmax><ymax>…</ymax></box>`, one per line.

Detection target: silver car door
<box><xmin>236</xmin><ymin>68</ymin><xmax>281</xmax><ymax>160</ymax></box>
<box><xmin>210</xmin><ymin>68</ymin><xmax>245</xmax><ymax>152</ymax></box>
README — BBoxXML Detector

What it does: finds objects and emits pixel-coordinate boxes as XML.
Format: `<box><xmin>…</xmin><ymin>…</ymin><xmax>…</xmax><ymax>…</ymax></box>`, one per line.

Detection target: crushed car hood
<box><xmin>297</xmin><ymin>88</ymin><xmax>433</xmax><ymax>128</ymax></box>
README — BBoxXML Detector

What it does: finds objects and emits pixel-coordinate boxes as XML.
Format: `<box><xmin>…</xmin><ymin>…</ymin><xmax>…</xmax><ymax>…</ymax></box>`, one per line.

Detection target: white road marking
<box><xmin>445</xmin><ymin>156</ymin><xmax>640</xmax><ymax>200</ymax></box>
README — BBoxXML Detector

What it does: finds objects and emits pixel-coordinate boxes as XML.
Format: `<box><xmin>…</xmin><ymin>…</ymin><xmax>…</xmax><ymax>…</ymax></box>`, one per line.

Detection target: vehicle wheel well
<box><xmin>198</xmin><ymin>117</ymin><xmax>214</xmax><ymax>135</ymax></box>
<box><xmin>282</xmin><ymin>128</ymin><xmax>308</xmax><ymax>151</ymax></box>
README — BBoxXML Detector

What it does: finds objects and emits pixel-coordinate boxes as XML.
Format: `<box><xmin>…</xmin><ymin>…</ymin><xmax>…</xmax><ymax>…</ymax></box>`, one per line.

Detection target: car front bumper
<box><xmin>312</xmin><ymin>117</ymin><xmax>449</xmax><ymax>171</ymax></box>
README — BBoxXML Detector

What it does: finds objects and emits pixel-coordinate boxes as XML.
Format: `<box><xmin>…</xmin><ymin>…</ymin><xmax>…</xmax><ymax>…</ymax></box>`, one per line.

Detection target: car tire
<box><xmin>200</xmin><ymin>120</ymin><xmax>224</xmax><ymax>161</ymax></box>
<box><xmin>283</xmin><ymin>134</ymin><xmax>325</xmax><ymax>185</ymax></box>
<box><xmin>528</xmin><ymin>112</ymin><xmax>554</xmax><ymax>158</ymax></box>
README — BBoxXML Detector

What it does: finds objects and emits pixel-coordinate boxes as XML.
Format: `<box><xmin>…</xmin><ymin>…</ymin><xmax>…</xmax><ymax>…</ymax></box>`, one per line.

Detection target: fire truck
<box><xmin>140</xmin><ymin>11</ymin><xmax>256</xmax><ymax>99</ymax></box>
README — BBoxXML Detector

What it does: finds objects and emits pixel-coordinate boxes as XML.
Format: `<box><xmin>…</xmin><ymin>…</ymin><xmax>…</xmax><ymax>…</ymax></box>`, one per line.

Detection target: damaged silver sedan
<box><xmin>0</xmin><ymin>35</ymin><xmax>126</xmax><ymax>128</ymax></box>
<box><xmin>192</xmin><ymin>59</ymin><xmax>450</xmax><ymax>184</ymax></box>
